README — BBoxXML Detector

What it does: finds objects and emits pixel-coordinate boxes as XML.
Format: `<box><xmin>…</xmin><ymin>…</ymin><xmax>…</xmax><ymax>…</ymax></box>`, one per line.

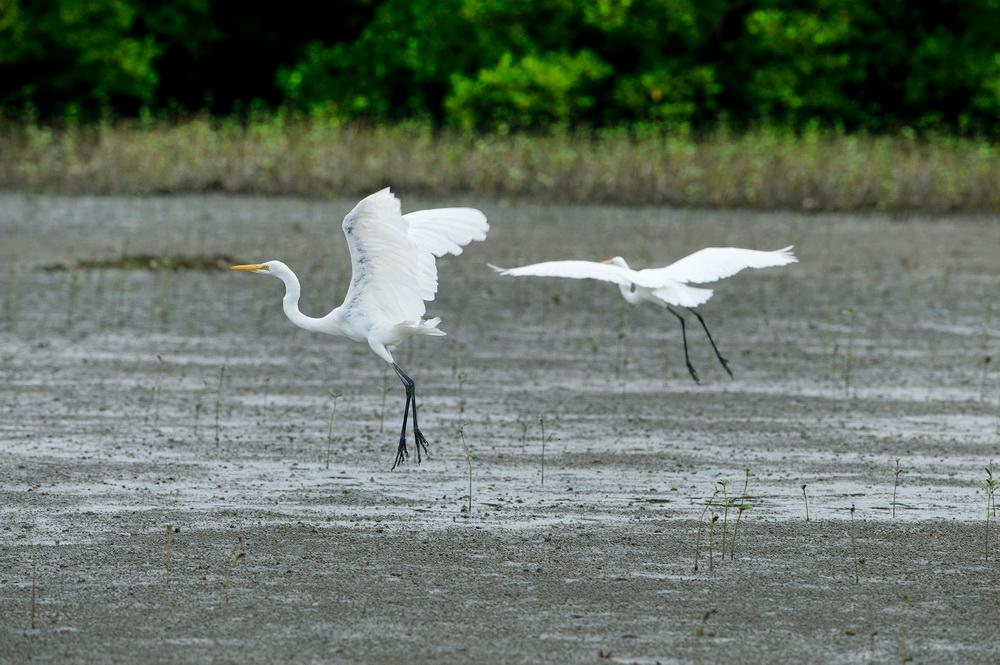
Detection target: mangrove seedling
<box><xmin>708</xmin><ymin>514</ymin><xmax>719</xmax><ymax>572</ymax></box>
<box><xmin>802</xmin><ymin>483</ymin><xmax>810</xmax><ymax>521</ymax></box>
<box><xmin>718</xmin><ymin>480</ymin><xmax>730</xmax><ymax>558</ymax></box>
<box><xmin>538</xmin><ymin>415</ymin><xmax>553</xmax><ymax>485</ymax></box>
<box><xmin>693</xmin><ymin>489</ymin><xmax>720</xmax><ymax>573</ymax></box>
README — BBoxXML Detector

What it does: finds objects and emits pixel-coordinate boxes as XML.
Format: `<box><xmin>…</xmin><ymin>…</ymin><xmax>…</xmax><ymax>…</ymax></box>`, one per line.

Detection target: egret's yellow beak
<box><xmin>600</xmin><ymin>258</ymin><xmax>614</xmax><ymax>265</ymax></box>
<box><xmin>230</xmin><ymin>263</ymin><xmax>265</xmax><ymax>272</ymax></box>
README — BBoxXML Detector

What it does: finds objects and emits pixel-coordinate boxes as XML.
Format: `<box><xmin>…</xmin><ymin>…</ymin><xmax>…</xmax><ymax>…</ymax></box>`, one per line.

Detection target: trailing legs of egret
<box><xmin>665</xmin><ymin>306</ymin><xmax>733</xmax><ymax>383</ymax></box>
<box><xmin>390</xmin><ymin>363</ymin><xmax>429</xmax><ymax>470</ymax></box>
<box><xmin>666</xmin><ymin>305</ymin><xmax>700</xmax><ymax>383</ymax></box>
<box><xmin>687</xmin><ymin>307</ymin><xmax>733</xmax><ymax>378</ymax></box>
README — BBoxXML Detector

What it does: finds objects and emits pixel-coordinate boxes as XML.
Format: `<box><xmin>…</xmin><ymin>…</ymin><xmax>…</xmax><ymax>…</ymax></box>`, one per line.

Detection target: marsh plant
<box><xmin>801</xmin><ymin>484</ymin><xmax>811</xmax><ymax>521</ymax></box>
<box><xmin>325</xmin><ymin>390</ymin><xmax>342</xmax><ymax>470</ymax></box>
<box><xmin>729</xmin><ymin>468</ymin><xmax>752</xmax><ymax>560</ymax></box>
<box><xmin>693</xmin><ymin>489</ymin><xmax>720</xmax><ymax>573</ymax></box>
<box><xmin>223</xmin><ymin>536</ymin><xmax>246</xmax><ymax>606</ymax></box>
<box><xmin>460</xmin><ymin>425</ymin><xmax>473</xmax><ymax>515</ymax></box>
<box><xmin>983</xmin><ymin>466</ymin><xmax>996</xmax><ymax>561</ymax></box>
<box><xmin>214</xmin><ymin>365</ymin><xmax>226</xmax><ymax>447</ymax></box>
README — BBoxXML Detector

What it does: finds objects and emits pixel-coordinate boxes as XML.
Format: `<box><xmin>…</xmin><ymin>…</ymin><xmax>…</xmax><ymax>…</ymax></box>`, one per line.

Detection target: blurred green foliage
<box><xmin>1</xmin><ymin>0</ymin><xmax>998</xmax><ymax>132</ymax></box>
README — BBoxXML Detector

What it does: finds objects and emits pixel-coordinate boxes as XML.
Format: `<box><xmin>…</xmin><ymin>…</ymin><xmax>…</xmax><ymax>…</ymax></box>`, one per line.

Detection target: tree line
<box><xmin>1</xmin><ymin>0</ymin><xmax>998</xmax><ymax>132</ymax></box>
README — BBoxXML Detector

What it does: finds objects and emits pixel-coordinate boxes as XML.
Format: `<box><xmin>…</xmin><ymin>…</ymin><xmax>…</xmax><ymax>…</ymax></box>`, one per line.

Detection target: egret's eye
<box><xmin>260</xmin><ymin>264</ymin><xmax>270</xmax><ymax>271</ymax></box>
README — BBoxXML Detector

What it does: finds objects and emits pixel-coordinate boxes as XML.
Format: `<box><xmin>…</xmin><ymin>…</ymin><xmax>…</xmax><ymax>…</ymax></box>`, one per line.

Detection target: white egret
<box><xmin>492</xmin><ymin>246</ymin><xmax>797</xmax><ymax>382</ymax></box>
<box><xmin>232</xmin><ymin>188</ymin><xmax>488</xmax><ymax>468</ymax></box>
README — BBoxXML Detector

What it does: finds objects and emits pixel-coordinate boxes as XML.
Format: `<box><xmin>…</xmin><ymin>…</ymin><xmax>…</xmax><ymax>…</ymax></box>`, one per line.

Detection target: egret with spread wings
<box><xmin>492</xmin><ymin>246</ymin><xmax>797</xmax><ymax>382</ymax></box>
<box><xmin>232</xmin><ymin>188</ymin><xmax>488</xmax><ymax>468</ymax></box>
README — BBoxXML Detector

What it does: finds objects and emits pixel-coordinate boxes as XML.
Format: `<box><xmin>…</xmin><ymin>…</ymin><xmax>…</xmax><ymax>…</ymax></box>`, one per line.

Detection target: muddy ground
<box><xmin>0</xmin><ymin>193</ymin><xmax>998</xmax><ymax>663</ymax></box>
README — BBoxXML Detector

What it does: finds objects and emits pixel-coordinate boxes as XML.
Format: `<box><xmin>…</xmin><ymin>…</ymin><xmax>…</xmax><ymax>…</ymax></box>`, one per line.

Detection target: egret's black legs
<box><xmin>390</xmin><ymin>363</ymin><xmax>429</xmax><ymax>468</ymax></box>
<box><xmin>687</xmin><ymin>308</ymin><xmax>733</xmax><ymax>378</ymax></box>
<box><xmin>666</xmin><ymin>306</ymin><xmax>700</xmax><ymax>384</ymax></box>
<box><xmin>391</xmin><ymin>380</ymin><xmax>413</xmax><ymax>470</ymax></box>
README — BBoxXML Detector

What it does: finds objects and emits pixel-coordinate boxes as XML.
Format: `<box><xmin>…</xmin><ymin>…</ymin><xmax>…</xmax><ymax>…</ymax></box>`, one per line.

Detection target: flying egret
<box><xmin>231</xmin><ymin>188</ymin><xmax>488</xmax><ymax>468</ymax></box>
<box><xmin>492</xmin><ymin>246</ymin><xmax>797</xmax><ymax>382</ymax></box>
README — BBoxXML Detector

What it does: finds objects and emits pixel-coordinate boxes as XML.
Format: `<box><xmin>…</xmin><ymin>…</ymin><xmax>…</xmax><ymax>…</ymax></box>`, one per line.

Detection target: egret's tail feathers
<box><xmin>774</xmin><ymin>245</ymin><xmax>798</xmax><ymax>265</ymax></box>
<box><xmin>652</xmin><ymin>283</ymin><xmax>715</xmax><ymax>308</ymax></box>
<box><xmin>414</xmin><ymin>317</ymin><xmax>447</xmax><ymax>337</ymax></box>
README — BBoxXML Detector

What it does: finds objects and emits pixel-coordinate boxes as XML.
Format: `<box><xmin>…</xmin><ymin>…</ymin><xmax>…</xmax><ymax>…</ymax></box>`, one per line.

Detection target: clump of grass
<box><xmin>223</xmin><ymin>536</ymin><xmax>246</xmax><ymax>606</ymax></box>
<box><xmin>324</xmin><ymin>390</ymin><xmax>342</xmax><ymax>470</ymax></box>
<box><xmin>214</xmin><ymin>365</ymin><xmax>226</xmax><ymax>447</ymax></box>
<box><xmin>3</xmin><ymin>119</ymin><xmax>997</xmax><ymax>212</ymax></box>
<box><xmin>983</xmin><ymin>465</ymin><xmax>996</xmax><ymax>561</ymax></box>
<box><xmin>891</xmin><ymin>459</ymin><xmax>903</xmax><ymax>518</ymax></box>
<box><xmin>460</xmin><ymin>425</ymin><xmax>472</xmax><ymax>515</ymax></box>
<box><xmin>801</xmin><ymin>483</ymin><xmax>811</xmax><ymax>521</ymax></box>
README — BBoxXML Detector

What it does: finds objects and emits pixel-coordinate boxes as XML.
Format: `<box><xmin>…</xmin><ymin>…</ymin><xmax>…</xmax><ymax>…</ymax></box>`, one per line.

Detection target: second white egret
<box><xmin>492</xmin><ymin>246</ymin><xmax>797</xmax><ymax>382</ymax></box>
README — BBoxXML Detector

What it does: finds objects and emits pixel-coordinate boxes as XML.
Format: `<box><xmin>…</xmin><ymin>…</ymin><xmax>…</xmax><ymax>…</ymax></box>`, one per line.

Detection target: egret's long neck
<box><xmin>276</xmin><ymin>269</ymin><xmax>325</xmax><ymax>332</ymax></box>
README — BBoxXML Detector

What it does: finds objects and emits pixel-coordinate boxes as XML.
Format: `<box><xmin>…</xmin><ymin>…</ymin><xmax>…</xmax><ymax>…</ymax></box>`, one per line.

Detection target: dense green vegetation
<box><xmin>2</xmin><ymin>0</ymin><xmax>998</xmax><ymax>132</ymax></box>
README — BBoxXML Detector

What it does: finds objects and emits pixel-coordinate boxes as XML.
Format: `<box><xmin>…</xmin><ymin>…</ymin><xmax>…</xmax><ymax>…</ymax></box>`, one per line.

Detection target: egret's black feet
<box><xmin>686</xmin><ymin>362</ymin><xmax>701</xmax><ymax>384</ymax></box>
<box><xmin>391</xmin><ymin>438</ymin><xmax>408</xmax><ymax>470</ymax></box>
<box><xmin>718</xmin><ymin>355</ymin><xmax>734</xmax><ymax>379</ymax></box>
<box><xmin>413</xmin><ymin>428</ymin><xmax>430</xmax><ymax>462</ymax></box>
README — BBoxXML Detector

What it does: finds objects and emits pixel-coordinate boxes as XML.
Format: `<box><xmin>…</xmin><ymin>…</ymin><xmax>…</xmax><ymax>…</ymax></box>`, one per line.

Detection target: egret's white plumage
<box><xmin>493</xmin><ymin>246</ymin><xmax>797</xmax><ymax>381</ymax></box>
<box><xmin>232</xmin><ymin>187</ymin><xmax>488</xmax><ymax>467</ymax></box>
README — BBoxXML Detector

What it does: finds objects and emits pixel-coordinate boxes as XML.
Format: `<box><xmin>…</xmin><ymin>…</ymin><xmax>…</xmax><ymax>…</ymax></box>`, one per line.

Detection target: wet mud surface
<box><xmin>1</xmin><ymin>194</ymin><xmax>998</xmax><ymax>663</ymax></box>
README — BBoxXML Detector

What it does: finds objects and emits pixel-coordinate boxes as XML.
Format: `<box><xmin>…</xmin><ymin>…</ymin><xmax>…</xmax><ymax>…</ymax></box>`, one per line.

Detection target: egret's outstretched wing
<box><xmin>404</xmin><ymin>208</ymin><xmax>489</xmax><ymax>302</ymax></box>
<box><xmin>640</xmin><ymin>246</ymin><xmax>797</xmax><ymax>285</ymax></box>
<box><xmin>491</xmin><ymin>260</ymin><xmax>643</xmax><ymax>287</ymax></box>
<box><xmin>341</xmin><ymin>188</ymin><xmax>426</xmax><ymax>322</ymax></box>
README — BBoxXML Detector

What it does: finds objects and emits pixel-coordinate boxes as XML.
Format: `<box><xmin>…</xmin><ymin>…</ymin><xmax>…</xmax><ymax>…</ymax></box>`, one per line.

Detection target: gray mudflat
<box><xmin>1</xmin><ymin>194</ymin><xmax>998</xmax><ymax>664</ymax></box>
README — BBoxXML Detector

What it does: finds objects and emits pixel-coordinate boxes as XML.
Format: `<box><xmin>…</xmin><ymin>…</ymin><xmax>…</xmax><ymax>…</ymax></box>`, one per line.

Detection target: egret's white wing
<box><xmin>404</xmin><ymin>208</ymin><xmax>489</xmax><ymax>301</ymax></box>
<box><xmin>341</xmin><ymin>188</ymin><xmax>426</xmax><ymax>322</ymax></box>
<box><xmin>639</xmin><ymin>246</ymin><xmax>797</xmax><ymax>285</ymax></box>
<box><xmin>491</xmin><ymin>260</ymin><xmax>644</xmax><ymax>287</ymax></box>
